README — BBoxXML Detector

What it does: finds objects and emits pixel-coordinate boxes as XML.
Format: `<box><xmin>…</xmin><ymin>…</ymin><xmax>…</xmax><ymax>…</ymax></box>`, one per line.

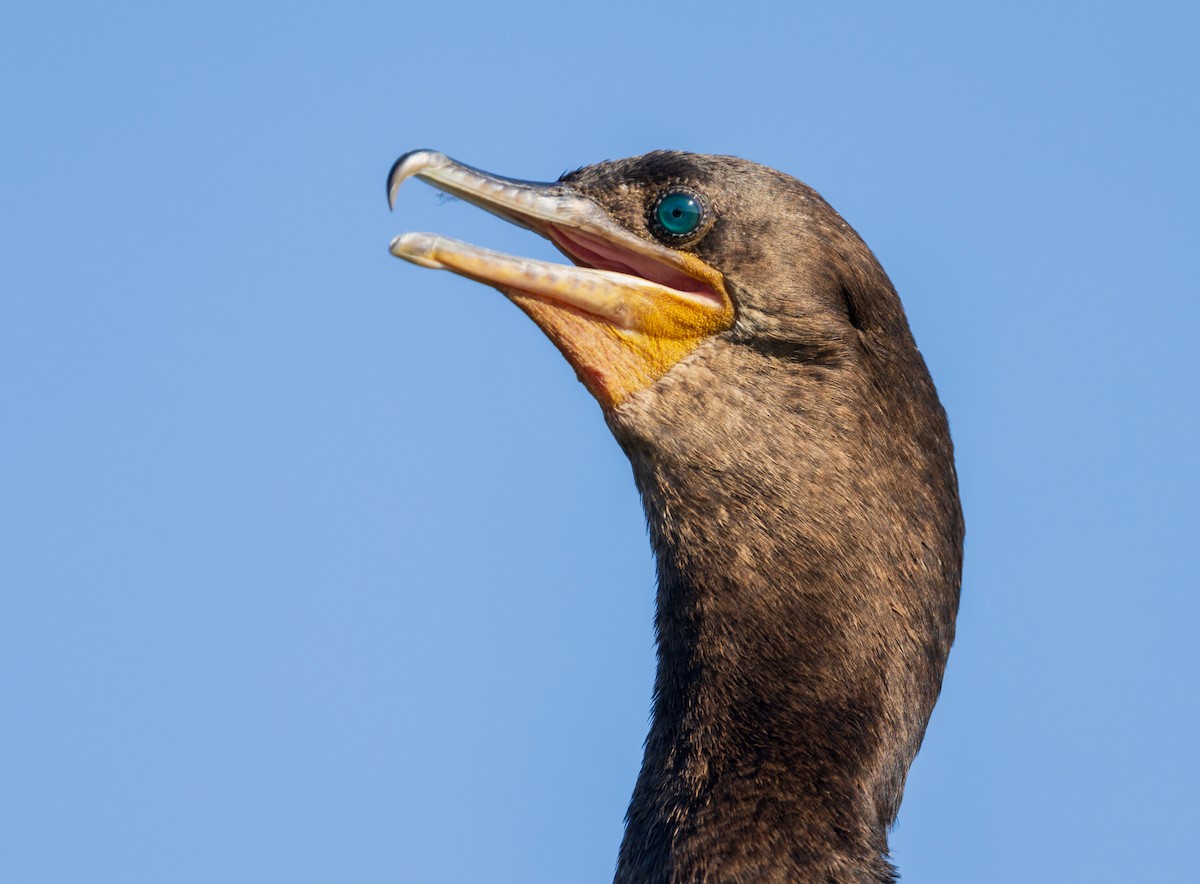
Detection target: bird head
<box><xmin>388</xmin><ymin>150</ymin><xmax>913</xmax><ymax>421</ymax></box>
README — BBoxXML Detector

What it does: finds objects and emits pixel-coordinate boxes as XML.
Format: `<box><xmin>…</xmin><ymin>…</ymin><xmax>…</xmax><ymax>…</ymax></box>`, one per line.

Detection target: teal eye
<box><xmin>651</xmin><ymin>189</ymin><xmax>708</xmax><ymax>241</ymax></box>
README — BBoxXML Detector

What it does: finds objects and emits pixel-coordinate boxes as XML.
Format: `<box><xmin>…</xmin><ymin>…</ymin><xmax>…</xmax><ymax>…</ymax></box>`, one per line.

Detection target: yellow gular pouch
<box><xmin>503</xmin><ymin>251</ymin><xmax>732</xmax><ymax>409</ymax></box>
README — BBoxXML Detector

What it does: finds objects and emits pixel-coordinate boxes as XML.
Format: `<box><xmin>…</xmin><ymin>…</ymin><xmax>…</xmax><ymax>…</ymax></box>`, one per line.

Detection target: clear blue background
<box><xmin>3</xmin><ymin>2</ymin><xmax>1197</xmax><ymax>881</ymax></box>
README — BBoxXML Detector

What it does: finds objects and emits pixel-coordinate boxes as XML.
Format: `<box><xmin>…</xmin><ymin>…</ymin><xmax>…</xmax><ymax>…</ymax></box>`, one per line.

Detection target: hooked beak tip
<box><xmin>387</xmin><ymin>149</ymin><xmax>450</xmax><ymax>211</ymax></box>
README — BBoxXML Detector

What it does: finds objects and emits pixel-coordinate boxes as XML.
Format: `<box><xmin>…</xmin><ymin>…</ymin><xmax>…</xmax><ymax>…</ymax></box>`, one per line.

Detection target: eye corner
<box><xmin>648</xmin><ymin>185</ymin><xmax>713</xmax><ymax>245</ymax></box>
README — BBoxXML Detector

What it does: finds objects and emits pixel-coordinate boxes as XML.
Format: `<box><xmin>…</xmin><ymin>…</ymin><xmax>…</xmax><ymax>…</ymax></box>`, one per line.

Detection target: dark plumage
<box><xmin>388</xmin><ymin>150</ymin><xmax>963</xmax><ymax>883</ymax></box>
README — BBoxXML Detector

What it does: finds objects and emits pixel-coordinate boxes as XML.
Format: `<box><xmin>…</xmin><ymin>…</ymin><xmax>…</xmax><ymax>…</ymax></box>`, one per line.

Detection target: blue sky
<box><xmin>2</xmin><ymin>2</ymin><xmax>1197</xmax><ymax>882</ymax></box>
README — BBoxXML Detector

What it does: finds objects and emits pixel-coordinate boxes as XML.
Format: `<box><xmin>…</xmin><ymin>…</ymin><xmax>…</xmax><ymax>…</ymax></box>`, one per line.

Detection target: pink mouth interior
<box><xmin>546</xmin><ymin>227</ymin><xmax>723</xmax><ymax>304</ymax></box>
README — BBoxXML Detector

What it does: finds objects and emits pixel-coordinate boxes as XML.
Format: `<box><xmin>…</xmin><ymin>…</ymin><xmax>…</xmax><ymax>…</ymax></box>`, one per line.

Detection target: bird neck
<box><xmin>608</xmin><ymin>402</ymin><xmax>958</xmax><ymax>882</ymax></box>
<box><xmin>614</xmin><ymin>561</ymin><xmax>900</xmax><ymax>883</ymax></box>
<box><xmin>605</xmin><ymin>334</ymin><xmax>961</xmax><ymax>882</ymax></box>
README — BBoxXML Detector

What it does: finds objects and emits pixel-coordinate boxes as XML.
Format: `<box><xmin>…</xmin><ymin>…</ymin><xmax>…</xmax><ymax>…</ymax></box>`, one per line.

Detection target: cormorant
<box><xmin>387</xmin><ymin>150</ymin><xmax>963</xmax><ymax>883</ymax></box>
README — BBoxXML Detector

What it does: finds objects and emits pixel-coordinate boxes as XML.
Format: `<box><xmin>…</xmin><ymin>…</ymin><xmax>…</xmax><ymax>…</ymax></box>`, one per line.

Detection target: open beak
<box><xmin>387</xmin><ymin>150</ymin><xmax>733</xmax><ymax>408</ymax></box>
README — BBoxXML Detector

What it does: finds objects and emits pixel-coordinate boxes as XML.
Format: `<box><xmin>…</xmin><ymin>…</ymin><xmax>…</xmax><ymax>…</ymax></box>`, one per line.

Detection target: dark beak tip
<box><xmin>387</xmin><ymin>148</ymin><xmax>446</xmax><ymax>210</ymax></box>
<box><xmin>386</xmin><ymin>156</ymin><xmax>404</xmax><ymax>210</ymax></box>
